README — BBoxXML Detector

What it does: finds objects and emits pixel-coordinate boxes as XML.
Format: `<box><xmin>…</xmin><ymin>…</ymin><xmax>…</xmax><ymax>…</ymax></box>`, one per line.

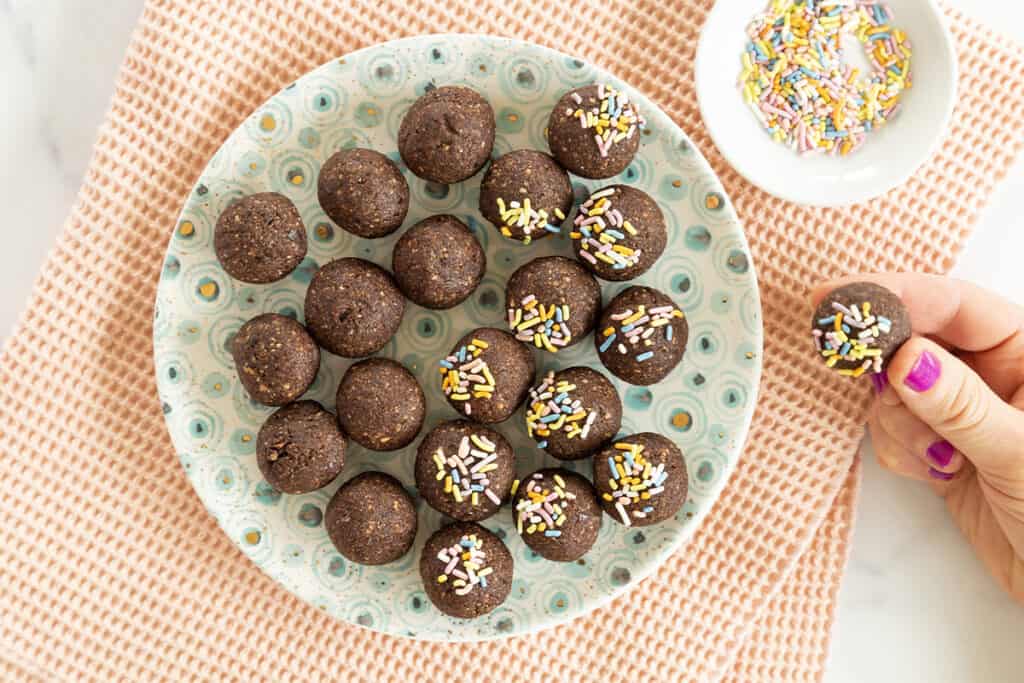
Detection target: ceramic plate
<box><xmin>153</xmin><ymin>34</ymin><xmax>762</xmax><ymax>641</ymax></box>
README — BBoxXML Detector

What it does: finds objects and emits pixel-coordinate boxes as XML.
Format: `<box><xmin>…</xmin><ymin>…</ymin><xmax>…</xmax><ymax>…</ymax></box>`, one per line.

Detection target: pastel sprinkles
<box><xmin>507</xmin><ymin>295</ymin><xmax>572</xmax><ymax>352</ymax></box>
<box><xmin>599</xmin><ymin>303</ymin><xmax>684</xmax><ymax>362</ymax></box>
<box><xmin>571</xmin><ymin>188</ymin><xmax>642</xmax><ymax>271</ymax></box>
<box><xmin>515</xmin><ymin>472</ymin><xmax>576</xmax><ymax>538</ymax></box>
<box><xmin>439</xmin><ymin>338</ymin><xmax>495</xmax><ymax>415</ymax></box>
<box><xmin>564</xmin><ymin>83</ymin><xmax>645</xmax><ymax>158</ymax></box>
<box><xmin>434</xmin><ymin>533</ymin><xmax>494</xmax><ymax>595</ymax></box>
<box><xmin>813</xmin><ymin>299</ymin><xmax>891</xmax><ymax>376</ymax></box>
<box><xmin>740</xmin><ymin>0</ymin><xmax>913</xmax><ymax>155</ymax></box>
<box><xmin>432</xmin><ymin>434</ymin><xmax>503</xmax><ymax>508</ymax></box>
<box><xmin>524</xmin><ymin>371</ymin><xmax>597</xmax><ymax>449</ymax></box>
<box><xmin>603</xmin><ymin>441</ymin><xmax>668</xmax><ymax>527</ymax></box>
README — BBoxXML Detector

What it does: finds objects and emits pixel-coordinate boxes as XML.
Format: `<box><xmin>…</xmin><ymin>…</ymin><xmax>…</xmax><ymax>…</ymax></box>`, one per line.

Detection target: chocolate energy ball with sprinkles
<box><xmin>398</xmin><ymin>85</ymin><xmax>496</xmax><ymax>184</ymax></box>
<box><xmin>317</xmin><ymin>148</ymin><xmax>409</xmax><ymax>238</ymax></box>
<box><xmin>256</xmin><ymin>400</ymin><xmax>346</xmax><ymax>494</ymax></box>
<box><xmin>811</xmin><ymin>281</ymin><xmax>911</xmax><ymax>377</ymax></box>
<box><xmin>326</xmin><ymin>471</ymin><xmax>417</xmax><ymax>566</ymax></box>
<box><xmin>525</xmin><ymin>367</ymin><xmax>622</xmax><ymax>461</ymax></box>
<box><xmin>414</xmin><ymin>420</ymin><xmax>515</xmax><ymax>522</ymax></box>
<box><xmin>547</xmin><ymin>83</ymin><xmax>645</xmax><ymax>179</ymax></box>
<box><xmin>391</xmin><ymin>214</ymin><xmax>486</xmax><ymax>309</ymax></box>
<box><xmin>595</xmin><ymin>286</ymin><xmax>688</xmax><ymax>386</ymax></box>
<box><xmin>230</xmin><ymin>313</ymin><xmax>320</xmax><ymax>406</ymax></box>
<box><xmin>571</xmin><ymin>185</ymin><xmax>667</xmax><ymax>281</ymax></box>
<box><xmin>336</xmin><ymin>358</ymin><xmax>425</xmax><ymax>451</ymax></box>
<box><xmin>513</xmin><ymin>469</ymin><xmax>603</xmax><ymax>562</ymax></box>
<box><xmin>439</xmin><ymin>327</ymin><xmax>536</xmax><ymax>424</ymax></box>
<box><xmin>478</xmin><ymin>150</ymin><xmax>573</xmax><ymax>245</ymax></box>
<box><xmin>593</xmin><ymin>433</ymin><xmax>688</xmax><ymax>527</ymax></box>
<box><xmin>420</xmin><ymin>521</ymin><xmax>513</xmax><ymax>618</ymax></box>
<box><xmin>304</xmin><ymin>258</ymin><xmax>405</xmax><ymax>358</ymax></box>
<box><xmin>214</xmin><ymin>192</ymin><xmax>307</xmax><ymax>284</ymax></box>
<box><xmin>505</xmin><ymin>256</ymin><xmax>601</xmax><ymax>352</ymax></box>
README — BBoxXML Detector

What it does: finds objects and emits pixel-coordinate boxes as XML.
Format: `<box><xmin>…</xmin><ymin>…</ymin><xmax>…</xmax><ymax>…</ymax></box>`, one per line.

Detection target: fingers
<box><xmin>874</xmin><ymin>398</ymin><xmax>966</xmax><ymax>479</ymax></box>
<box><xmin>887</xmin><ymin>336</ymin><xmax>1024</xmax><ymax>475</ymax></box>
<box><xmin>810</xmin><ymin>273</ymin><xmax>1024</xmax><ymax>352</ymax></box>
<box><xmin>868</xmin><ymin>411</ymin><xmax>933</xmax><ymax>482</ymax></box>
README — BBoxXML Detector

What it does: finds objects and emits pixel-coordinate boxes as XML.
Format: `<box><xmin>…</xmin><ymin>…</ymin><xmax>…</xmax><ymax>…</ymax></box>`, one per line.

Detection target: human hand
<box><xmin>811</xmin><ymin>273</ymin><xmax>1024</xmax><ymax>604</ymax></box>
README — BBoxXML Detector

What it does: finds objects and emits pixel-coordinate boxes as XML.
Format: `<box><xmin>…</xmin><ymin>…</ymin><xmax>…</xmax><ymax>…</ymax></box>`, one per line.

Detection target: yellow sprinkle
<box><xmin>437</xmin><ymin>575</ymin><xmax>447</xmax><ymax>584</ymax></box>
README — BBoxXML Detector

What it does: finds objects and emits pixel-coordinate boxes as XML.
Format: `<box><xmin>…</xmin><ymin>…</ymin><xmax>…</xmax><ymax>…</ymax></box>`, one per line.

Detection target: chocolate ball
<box><xmin>304</xmin><ymin>258</ymin><xmax>405</xmax><ymax>358</ymax></box>
<box><xmin>811</xmin><ymin>281</ymin><xmax>911</xmax><ymax>377</ymax></box>
<box><xmin>593</xmin><ymin>433</ymin><xmax>688</xmax><ymax>527</ymax></box>
<box><xmin>420</xmin><ymin>521</ymin><xmax>513</xmax><ymax>618</ymax></box>
<box><xmin>326</xmin><ymin>471</ymin><xmax>417</xmax><ymax>565</ymax></box>
<box><xmin>478</xmin><ymin>150</ymin><xmax>573</xmax><ymax>244</ymax></box>
<box><xmin>595</xmin><ymin>286</ymin><xmax>687</xmax><ymax>386</ymax></box>
<box><xmin>571</xmin><ymin>185</ymin><xmax>666</xmax><ymax>281</ymax></box>
<box><xmin>256</xmin><ymin>400</ymin><xmax>346</xmax><ymax>494</ymax></box>
<box><xmin>398</xmin><ymin>86</ymin><xmax>495</xmax><ymax>184</ymax></box>
<box><xmin>512</xmin><ymin>468</ymin><xmax>602</xmax><ymax>562</ymax></box>
<box><xmin>439</xmin><ymin>328</ymin><xmax>536</xmax><ymax>424</ymax></box>
<box><xmin>525</xmin><ymin>367</ymin><xmax>622</xmax><ymax>460</ymax></box>
<box><xmin>415</xmin><ymin>420</ymin><xmax>515</xmax><ymax>521</ymax></box>
<box><xmin>317</xmin><ymin>148</ymin><xmax>409</xmax><ymax>238</ymax></box>
<box><xmin>214</xmin><ymin>192</ymin><xmax>307</xmax><ymax>284</ymax></box>
<box><xmin>336</xmin><ymin>358</ymin><xmax>425</xmax><ymax>451</ymax></box>
<box><xmin>230</xmin><ymin>313</ymin><xmax>319</xmax><ymax>406</ymax></box>
<box><xmin>547</xmin><ymin>84</ymin><xmax>644</xmax><ymax>179</ymax></box>
<box><xmin>505</xmin><ymin>256</ymin><xmax>602</xmax><ymax>351</ymax></box>
<box><xmin>392</xmin><ymin>214</ymin><xmax>486</xmax><ymax>309</ymax></box>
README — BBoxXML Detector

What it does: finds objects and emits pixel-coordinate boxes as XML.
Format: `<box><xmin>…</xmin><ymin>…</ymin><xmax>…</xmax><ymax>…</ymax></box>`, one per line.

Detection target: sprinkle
<box><xmin>515</xmin><ymin>472</ymin><xmax>578</xmax><ymax>537</ymax></box>
<box><xmin>605</xmin><ymin>441</ymin><xmax>670</xmax><ymax>524</ymax></box>
<box><xmin>526</xmin><ymin>371</ymin><xmax>596</xmax><ymax>447</ymax></box>
<box><xmin>814</xmin><ymin>296</ymin><xmax>898</xmax><ymax>376</ymax></box>
<box><xmin>440</xmin><ymin>343</ymin><xmax>495</xmax><ymax>413</ymax></box>
<box><xmin>433</xmin><ymin>435</ymin><xmax>503</xmax><ymax>508</ymax></box>
<box><xmin>635</xmin><ymin>351</ymin><xmax>654</xmax><ymax>362</ymax></box>
<box><xmin>436</xmin><ymin>534</ymin><xmax>491</xmax><ymax>594</ymax></box>
<box><xmin>739</xmin><ymin>0</ymin><xmax>912</xmax><ymax>156</ymax></box>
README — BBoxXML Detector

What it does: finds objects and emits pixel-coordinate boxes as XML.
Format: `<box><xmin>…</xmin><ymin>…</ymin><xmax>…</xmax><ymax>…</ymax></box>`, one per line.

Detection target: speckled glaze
<box><xmin>153</xmin><ymin>35</ymin><xmax>762</xmax><ymax>642</ymax></box>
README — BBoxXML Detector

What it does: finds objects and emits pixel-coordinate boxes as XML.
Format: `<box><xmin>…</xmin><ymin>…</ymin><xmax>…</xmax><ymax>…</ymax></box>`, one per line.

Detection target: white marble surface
<box><xmin>1</xmin><ymin>1</ymin><xmax>1023</xmax><ymax>679</ymax></box>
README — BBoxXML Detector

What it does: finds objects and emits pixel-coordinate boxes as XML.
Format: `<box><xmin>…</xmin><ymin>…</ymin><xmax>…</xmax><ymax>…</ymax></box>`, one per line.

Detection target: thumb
<box><xmin>887</xmin><ymin>337</ymin><xmax>1024</xmax><ymax>475</ymax></box>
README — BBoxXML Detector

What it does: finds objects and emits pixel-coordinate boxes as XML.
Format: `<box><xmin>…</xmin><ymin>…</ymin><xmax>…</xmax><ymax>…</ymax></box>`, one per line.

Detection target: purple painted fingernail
<box><xmin>929</xmin><ymin>467</ymin><xmax>955</xmax><ymax>481</ymax></box>
<box><xmin>904</xmin><ymin>350</ymin><xmax>940</xmax><ymax>392</ymax></box>
<box><xmin>870</xmin><ymin>372</ymin><xmax>889</xmax><ymax>394</ymax></box>
<box><xmin>926</xmin><ymin>440</ymin><xmax>955</xmax><ymax>468</ymax></box>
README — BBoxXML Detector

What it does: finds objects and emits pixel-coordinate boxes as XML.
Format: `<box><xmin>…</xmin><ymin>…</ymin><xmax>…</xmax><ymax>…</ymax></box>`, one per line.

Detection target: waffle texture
<box><xmin>1</xmin><ymin>1</ymin><xmax>1022</xmax><ymax>681</ymax></box>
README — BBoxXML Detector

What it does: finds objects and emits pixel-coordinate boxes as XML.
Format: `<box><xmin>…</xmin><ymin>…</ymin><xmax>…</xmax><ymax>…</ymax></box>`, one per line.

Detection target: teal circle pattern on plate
<box><xmin>152</xmin><ymin>35</ymin><xmax>762</xmax><ymax>643</ymax></box>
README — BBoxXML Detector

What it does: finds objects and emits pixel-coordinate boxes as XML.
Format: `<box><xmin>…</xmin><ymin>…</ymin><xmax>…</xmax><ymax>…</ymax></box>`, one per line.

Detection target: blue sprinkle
<box><xmin>877</xmin><ymin>316</ymin><xmax>892</xmax><ymax>326</ymax></box>
<box><xmin>609</xmin><ymin>457</ymin><xmax>620</xmax><ymax>479</ymax></box>
<box><xmin>460</xmin><ymin>538</ymin><xmax>473</xmax><ymax>548</ymax></box>
<box><xmin>439</xmin><ymin>360</ymin><xmax>453</xmax><ymax>369</ymax></box>
<box><xmin>605</xmin><ymin>229</ymin><xmax>626</xmax><ymax>239</ymax></box>
<box><xmin>562</xmin><ymin>404</ymin><xmax>573</xmax><ymax>414</ymax></box>
<box><xmin>842</xmin><ymin>324</ymin><xmax>851</xmax><ymax>334</ymax></box>
<box><xmin>555</xmin><ymin>308</ymin><xmax>563</xmax><ymax>323</ymax></box>
<box><xmin>470</xmin><ymin>484</ymin><xmax>484</xmax><ymax>492</ymax></box>
<box><xmin>869</xmin><ymin>32</ymin><xmax>891</xmax><ymax>41</ymax></box>
<box><xmin>480</xmin><ymin>576</ymin><xmax>488</xmax><ymax>588</ymax></box>
<box><xmin>621</xmin><ymin>323</ymin><xmax>636</xmax><ymax>333</ymax></box>
<box><xmin>554</xmin><ymin>392</ymin><xmax>569</xmax><ymax>403</ymax></box>
<box><xmin>636</xmin><ymin>351</ymin><xmax>655</xmax><ymax>362</ymax></box>
<box><xmin>452</xmin><ymin>470</ymin><xmax>460</xmax><ymax>484</ymax></box>
<box><xmin>545</xmin><ymin>223</ymin><xmax>561</xmax><ymax>233</ymax></box>
<box><xmin>818</xmin><ymin>316</ymin><xmax>836</xmax><ymax>325</ymax></box>
<box><xmin>599</xmin><ymin>334</ymin><xmax>616</xmax><ymax>352</ymax></box>
<box><xmin>612</xmin><ymin>263</ymin><xmax>627</xmax><ymax>270</ymax></box>
<box><xmin>666</xmin><ymin>326</ymin><xmax>674</xmax><ymax>342</ymax></box>
<box><xmin>536</xmin><ymin>440</ymin><xmax>548</xmax><ymax>449</ymax></box>
<box><xmin>458</xmin><ymin>347</ymin><xmax>467</xmax><ymax>362</ymax></box>
<box><xmin>581</xmin><ymin>226</ymin><xmax>592</xmax><ymax>238</ymax></box>
<box><xmin>540</xmin><ymin>414</ymin><xmax>561</xmax><ymax>424</ymax></box>
<box><xmin>643</xmin><ymin>506</ymin><xmax>655</xmax><ymax>513</ymax></box>
<box><xmin>544</xmin><ymin>530</ymin><xmax>562</xmax><ymax>537</ymax></box>
<box><xmin>840</xmin><ymin>342</ymin><xmax>851</xmax><ymax>355</ymax></box>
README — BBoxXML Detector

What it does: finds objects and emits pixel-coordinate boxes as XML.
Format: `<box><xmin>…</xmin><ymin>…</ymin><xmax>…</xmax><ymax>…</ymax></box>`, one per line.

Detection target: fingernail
<box><xmin>904</xmin><ymin>350</ymin><xmax>940</xmax><ymax>392</ymax></box>
<box><xmin>870</xmin><ymin>372</ymin><xmax>889</xmax><ymax>394</ymax></box>
<box><xmin>926</xmin><ymin>440</ymin><xmax>955</xmax><ymax>468</ymax></box>
<box><xmin>929</xmin><ymin>467</ymin><xmax>955</xmax><ymax>481</ymax></box>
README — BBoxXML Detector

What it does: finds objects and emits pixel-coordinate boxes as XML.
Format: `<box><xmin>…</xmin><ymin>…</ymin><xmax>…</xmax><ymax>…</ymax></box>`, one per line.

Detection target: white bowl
<box><xmin>696</xmin><ymin>0</ymin><xmax>958</xmax><ymax>207</ymax></box>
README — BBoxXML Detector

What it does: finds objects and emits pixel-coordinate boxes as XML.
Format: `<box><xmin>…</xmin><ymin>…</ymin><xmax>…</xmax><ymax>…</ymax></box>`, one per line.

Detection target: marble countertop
<box><xmin>2</xmin><ymin>1</ymin><xmax>1023</xmax><ymax>679</ymax></box>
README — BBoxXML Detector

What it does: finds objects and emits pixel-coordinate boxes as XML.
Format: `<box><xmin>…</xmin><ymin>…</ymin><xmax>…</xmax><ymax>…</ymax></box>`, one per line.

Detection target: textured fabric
<box><xmin>0</xmin><ymin>1</ymin><xmax>1022</xmax><ymax>681</ymax></box>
